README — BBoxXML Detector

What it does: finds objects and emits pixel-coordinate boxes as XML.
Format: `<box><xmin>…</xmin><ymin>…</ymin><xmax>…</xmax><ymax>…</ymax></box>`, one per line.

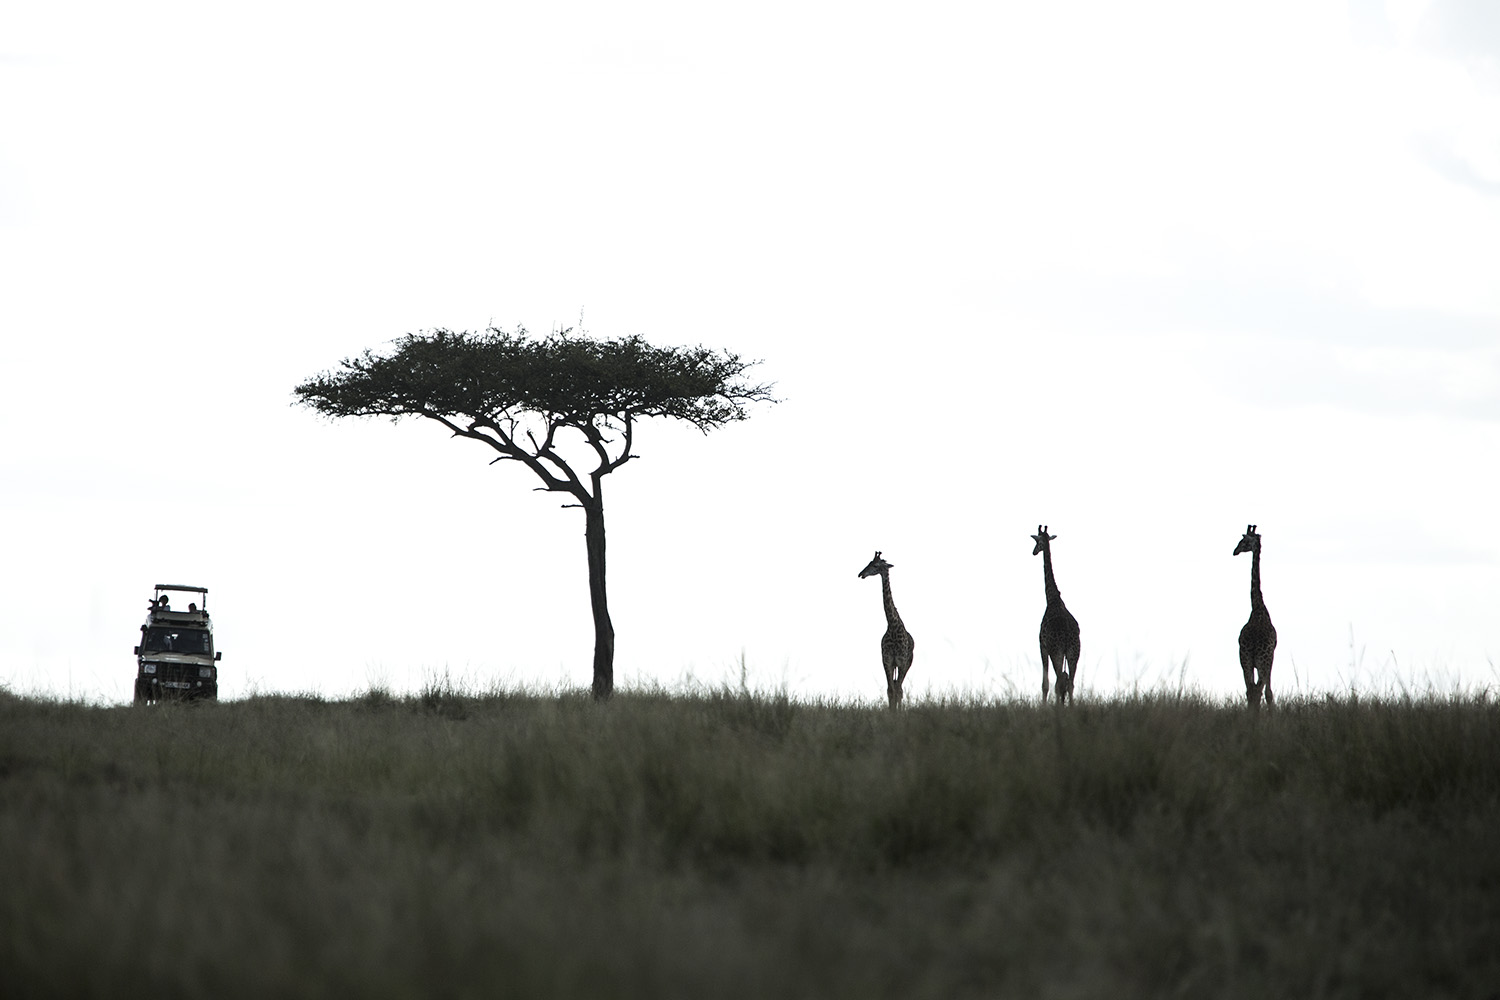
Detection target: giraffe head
<box><xmin>1031</xmin><ymin>525</ymin><xmax>1056</xmax><ymax>556</ymax></box>
<box><xmin>858</xmin><ymin>551</ymin><xmax>893</xmax><ymax>579</ymax></box>
<box><xmin>1233</xmin><ymin>524</ymin><xmax>1262</xmax><ymax>557</ymax></box>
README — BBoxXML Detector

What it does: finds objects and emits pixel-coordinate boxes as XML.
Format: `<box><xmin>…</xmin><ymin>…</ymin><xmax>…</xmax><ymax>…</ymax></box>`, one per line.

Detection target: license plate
<box><xmin>161</xmin><ymin>681</ymin><xmax>193</xmax><ymax>689</ymax></box>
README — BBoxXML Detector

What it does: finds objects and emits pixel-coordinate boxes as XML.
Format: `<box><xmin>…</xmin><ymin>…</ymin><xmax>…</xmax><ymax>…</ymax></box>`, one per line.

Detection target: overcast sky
<box><xmin>3</xmin><ymin>0</ymin><xmax>1498</xmax><ymax>704</ymax></box>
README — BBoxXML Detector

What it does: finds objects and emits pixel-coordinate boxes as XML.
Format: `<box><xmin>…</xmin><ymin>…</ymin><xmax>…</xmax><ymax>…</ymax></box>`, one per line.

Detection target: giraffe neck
<box><xmin>1041</xmin><ymin>547</ymin><xmax>1062</xmax><ymax>605</ymax></box>
<box><xmin>880</xmin><ymin>569</ymin><xmax>904</xmax><ymax>629</ymax></box>
<box><xmin>1249</xmin><ymin>545</ymin><xmax>1266</xmax><ymax>611</ymax></box>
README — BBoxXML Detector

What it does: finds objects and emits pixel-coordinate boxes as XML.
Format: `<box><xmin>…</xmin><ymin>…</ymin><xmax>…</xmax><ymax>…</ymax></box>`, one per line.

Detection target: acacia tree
<box><xmin>294</xmin><ymin>326</ymin><xmax>775</xmax><ymax>700</ymax></box>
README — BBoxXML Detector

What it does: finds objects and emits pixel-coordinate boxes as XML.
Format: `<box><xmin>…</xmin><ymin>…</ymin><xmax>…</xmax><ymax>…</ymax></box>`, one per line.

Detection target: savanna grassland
<box><xmin>2</xmin><ymin>685</ymin><xmax>1497</xmax><ymax>999</ymax></box>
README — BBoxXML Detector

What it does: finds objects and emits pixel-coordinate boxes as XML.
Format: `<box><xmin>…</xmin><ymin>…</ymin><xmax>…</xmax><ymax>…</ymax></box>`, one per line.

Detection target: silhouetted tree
<box><xmin>294</xmin><ymin>326</ymin><xmax>775</xmax><ymax>699</ymax></box>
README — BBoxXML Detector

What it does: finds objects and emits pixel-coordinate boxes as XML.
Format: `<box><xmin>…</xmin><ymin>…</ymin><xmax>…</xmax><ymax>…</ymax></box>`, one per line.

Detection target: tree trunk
<box><xmin>583</xmin><ymin>497</ymin><xmax>615</xmax><ymax>700</ymax></box>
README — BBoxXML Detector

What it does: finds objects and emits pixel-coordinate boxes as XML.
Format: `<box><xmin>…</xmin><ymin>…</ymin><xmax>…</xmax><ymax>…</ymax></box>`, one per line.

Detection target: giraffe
<box><xmin>1233</xmin><ymin>524</ymin><xmax>1277</xmax><ymax>708</ymax></box>
<box><xmin>858</xmin><ymin>551</ymin><xmax>915</xmax><ymax>710</ymax></box>
<box><xmin>1032</xmin><ymin>526</ymin><xmax>1080</xmax><ymax>704</ymax></box>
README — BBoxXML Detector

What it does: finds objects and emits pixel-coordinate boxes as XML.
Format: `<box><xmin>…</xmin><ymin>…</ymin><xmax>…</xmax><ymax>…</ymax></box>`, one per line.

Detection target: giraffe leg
<box><xmin>897</xmin><ymin>648</ymin><xmax>913</xmax><ymax>705</ymax></box>
<box><xmin>1047</xmin><ymin>651</ymin><xmax>1069</xmax><ymax>704</ymax></box>
<box><xmin>884</xmin><ymin>650</ymin><xmax>905</xmax><ymax>710</ymax></box>
<box><xmin>896</xmin><ymin>639</ymin><xmax>914</xmax><ymax>687</ymax></box>
<box><xmin>1040</xmin><ymin>643</ymin><xmax>1051</xmax><ymax>702</ymax></box>
<box><xmin>1258</xmin><ymin>650</ymin><xmax>1274</xmax><ymax>708</ymax></box>
<box><xmin>1064</xmin><ymin>638</ymin><xmax>1080</xmax><ymax>704</ymax></box>
<box><xmin>1239</xmin><ymin>648</ymin><xmax>1258</xmax><ymax>707</ymax></box>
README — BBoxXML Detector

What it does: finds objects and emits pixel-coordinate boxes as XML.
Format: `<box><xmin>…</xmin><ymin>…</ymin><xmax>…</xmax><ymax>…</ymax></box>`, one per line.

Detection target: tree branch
<box><xmin>579</xmin><ymin>417</ymin><xmax>615</xmax><ymax>474</ymax></box>
<box><xmin>523</xmin><ymin>417</ymin><xmax>590</xmax><ymax>498</ymax></box>
<box><xmin>605</xmin><ymin>411</ymin><xmax>636</xmax><ymax>474</ymax></box>
<box><xmin>431</xmin><ymin>410</ymin><xmax>585</xmax><ymax>501</ymax></box>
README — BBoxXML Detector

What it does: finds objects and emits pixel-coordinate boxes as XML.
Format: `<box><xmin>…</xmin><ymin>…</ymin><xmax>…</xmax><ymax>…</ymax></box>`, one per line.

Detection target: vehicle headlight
<box><xmin>199</xmin><ymin>667</ymin><xmax>213</xmax><ymax>678</ymax></box>
<box><xmin>144</xmin><ymin>664</ymin><xmax>156</xmax><ymax>674</ymax></box>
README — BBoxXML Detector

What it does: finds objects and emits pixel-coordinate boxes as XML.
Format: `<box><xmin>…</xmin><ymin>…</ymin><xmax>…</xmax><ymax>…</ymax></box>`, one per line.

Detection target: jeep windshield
<box><xmin>142</xmin><ymin>628</ymin><xmax>211</xmax><ymax>655</ymax></box>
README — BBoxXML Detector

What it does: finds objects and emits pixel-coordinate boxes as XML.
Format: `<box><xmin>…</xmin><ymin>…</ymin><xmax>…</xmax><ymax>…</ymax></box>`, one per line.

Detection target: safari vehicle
<box><xmin>133</xmin><ymin>584</ymin><xmax>221</xmax><ymax>703</ymax></box>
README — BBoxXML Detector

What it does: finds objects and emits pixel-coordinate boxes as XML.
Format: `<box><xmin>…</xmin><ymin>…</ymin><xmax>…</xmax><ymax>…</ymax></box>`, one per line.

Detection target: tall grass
<box><xmin>2</xmin><ymin>685</ymin><xmax>1497</xmax><ymax>998</ymax></box>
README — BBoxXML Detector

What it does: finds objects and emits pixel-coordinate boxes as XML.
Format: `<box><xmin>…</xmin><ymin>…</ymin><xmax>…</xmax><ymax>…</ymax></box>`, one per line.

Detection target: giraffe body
<box><xmin>858</xmin><ymin>552</ymin><xmax>914</xmax><ymax>710</ymax></box>
<box><xmin>1032</xmin><ymin>526</ymin><xmax>1080</xmax><ymax>704</ymax></box>
<box><xmin>1234</xmin><ymin>525</ymin><xmax>1277</xmax><ymax>708</ymax></box>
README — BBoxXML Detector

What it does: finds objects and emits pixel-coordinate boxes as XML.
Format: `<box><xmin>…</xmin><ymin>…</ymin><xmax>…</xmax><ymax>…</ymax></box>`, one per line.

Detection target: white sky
<box><xmin>3</xmin><ymin>0</ymin><xmax>1498</xmax><ymax>704</ymax></box>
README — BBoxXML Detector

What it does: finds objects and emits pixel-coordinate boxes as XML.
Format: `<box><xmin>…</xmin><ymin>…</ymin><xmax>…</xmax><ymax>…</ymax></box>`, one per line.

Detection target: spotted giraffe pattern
<box><xmin>1032</xmin><ymin>526</ymin><xmax>1080</xmax><ymax>704</ymax></box>
<box><xmin>858</xmin><ymin>552</ymin><xmax>915</xmax><ymax>710</ymax></box>
<box><xmin>1234</xmin><ymin>524</ymin><xmax>1277</xmax><ymax>708</ymax></box>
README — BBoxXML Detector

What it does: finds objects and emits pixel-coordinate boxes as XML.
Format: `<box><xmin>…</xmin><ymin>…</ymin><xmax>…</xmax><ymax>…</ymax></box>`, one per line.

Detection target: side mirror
<box><xmin>215</xmin><ymin>652</ymin><xmax>222</xmax><ymax>661</ymax></box>
<box><xmin>133</xmin><ymin>646</ymin><xmax>140</xmax><ymax>655</ymax></box>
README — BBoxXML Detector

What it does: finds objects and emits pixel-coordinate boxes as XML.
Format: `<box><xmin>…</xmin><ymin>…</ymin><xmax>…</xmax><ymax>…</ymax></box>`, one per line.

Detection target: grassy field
<box><xmin>2</xmin><ymin>683</ymin><xmax>1497</xmax><ymax>999</ymax></box>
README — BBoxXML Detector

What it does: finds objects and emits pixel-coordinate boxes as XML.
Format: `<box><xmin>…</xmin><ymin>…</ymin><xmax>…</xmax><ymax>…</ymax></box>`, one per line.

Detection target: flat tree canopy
<box><xmin>294</xmin><ymin>326</ymin><xmax>775</xmax><ymax>699</ymax></box>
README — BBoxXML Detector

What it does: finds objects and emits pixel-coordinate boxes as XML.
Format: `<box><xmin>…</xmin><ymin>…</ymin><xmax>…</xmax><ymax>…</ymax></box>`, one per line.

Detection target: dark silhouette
<box><xmin>1032</xmin><ymin>525</ymin><xmax>1080</xmax><ymax>704</ymax></box>
<box><xmin>1233</xmin><ymin>524</ymin><xmax>1277</xmax><ymax>708</ymax></box>
<box><xmin>294</xmin><ymin>326</ymin><xmax>774</xmax><ymax>700</ymax></box>
<box><xmin>857</xmin><ymin>552</ymin><xmax>915</xmax><ymax>709</ymax></box>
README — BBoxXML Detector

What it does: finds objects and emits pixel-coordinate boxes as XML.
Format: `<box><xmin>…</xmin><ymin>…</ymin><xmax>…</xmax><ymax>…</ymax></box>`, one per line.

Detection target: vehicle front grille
<box><xmin>144</xmin><ymin>663</ymin><xmax>212</xmax><ymax>685</ymax></box>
